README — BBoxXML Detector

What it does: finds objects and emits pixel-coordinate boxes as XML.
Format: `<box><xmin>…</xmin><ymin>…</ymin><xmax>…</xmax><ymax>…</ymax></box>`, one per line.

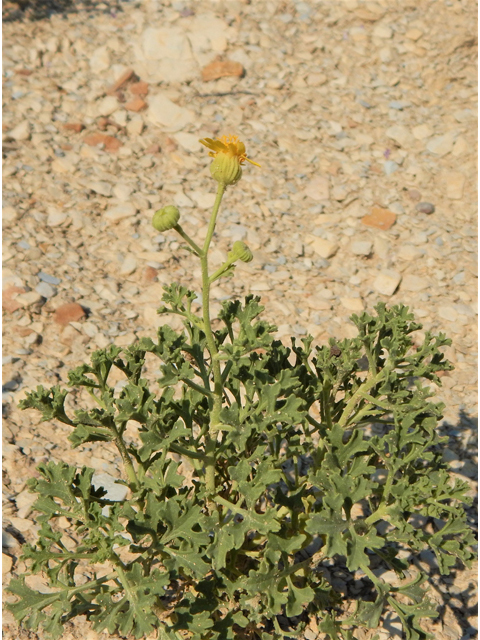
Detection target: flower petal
<box><xmin>200</xmin><ymin>138</ymin><xmax>227</xmax><ymax>152</ymax></box>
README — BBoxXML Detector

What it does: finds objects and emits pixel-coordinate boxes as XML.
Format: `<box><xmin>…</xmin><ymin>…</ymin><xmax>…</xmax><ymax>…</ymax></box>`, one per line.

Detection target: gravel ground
<box><xmin>2</xmin><ymin>1</ymin><xmax>477</xmax><ymax>639</ymax></box>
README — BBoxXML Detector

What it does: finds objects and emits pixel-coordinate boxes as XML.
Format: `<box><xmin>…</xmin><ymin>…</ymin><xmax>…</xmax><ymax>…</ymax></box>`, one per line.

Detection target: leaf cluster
<box><xmin>10</xmin><ymin>289</ymin><xmax>475</xmax><ymax>640</ymax></box>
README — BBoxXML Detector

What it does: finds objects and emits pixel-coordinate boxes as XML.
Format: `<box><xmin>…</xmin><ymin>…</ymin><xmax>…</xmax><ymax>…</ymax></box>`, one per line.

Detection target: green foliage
<box><xmin>11</xmin><ymin>297</ymin><xmax>475</xmax><ymax>640</ymax></box>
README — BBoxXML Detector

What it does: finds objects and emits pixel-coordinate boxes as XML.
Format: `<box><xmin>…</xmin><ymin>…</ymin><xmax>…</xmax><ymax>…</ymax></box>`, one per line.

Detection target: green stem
<box><xmin>170</xmin><ymin>442</ymin><xmax>207</xmax><ymax>461</ymax></box>
<box><xmin>182</xmin><ymin>377</ymin><xmax>213</xmax><ymax>397</ymax></box>
<box><xmin>209</xmin><ymin>258</ymin><xmax>235</xmax><ymax>284</ymax></box>
<box><xmin>112</xmin><ymin>422</ymin><xmax>139</xmax><ymax>490</ymax></box>
<box><xmin>337</xmin><ymin>374</ymin><xmax>381</xmax><ymax>428</ymax></box>
<box><xmin>174</xmin><ymin>224</ymin><xmax>203</xmax><ymax>256</ymax></box>
<box><xmin>200</xmin><ymin>183</ymin><xmax>226</xmax><ymax>500</ymax></box>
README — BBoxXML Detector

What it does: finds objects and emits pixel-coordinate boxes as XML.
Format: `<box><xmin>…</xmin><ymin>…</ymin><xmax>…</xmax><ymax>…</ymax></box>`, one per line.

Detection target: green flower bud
<box><xmin>209</xmin><ymin>153</ymin><xmax>243</xmax><ymax>187</ymax></box>
<box><xmin>230</xmin><ymin>241</ymin><xmax>253</xmax><ymax>263</ymax></box>
<box><xmin>152</xmin><ymin>206</ymin><xmax>180</xmax><ymax>232</ymax></box>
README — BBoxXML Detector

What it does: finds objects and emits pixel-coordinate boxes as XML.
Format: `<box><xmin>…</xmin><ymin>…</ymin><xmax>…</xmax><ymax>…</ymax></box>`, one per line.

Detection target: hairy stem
<box><xmin>174</xmin><ymin>223</ymin><xmax>203</xmax><ymax>256</ymax></box>
<box><xmin>200</xmin><ymin>183</ymin><xmax>226</xmax><ymax>500</ymax></box>
<box><xmin>112</xmin><ymin>421</ymin><xmax>139</xmax><ymax>490</ymax></box>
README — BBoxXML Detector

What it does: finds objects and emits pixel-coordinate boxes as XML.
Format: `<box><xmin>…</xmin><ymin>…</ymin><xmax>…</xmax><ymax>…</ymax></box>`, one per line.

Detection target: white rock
<box><xmin>350</xmin><ymin>240</ymin><xmax>372</xmax><ymax>256</ymax></box>
<box><xmin>126</xmin><ymin>116</ymin><xmax>144</xmax><ymax>136</ymax></box>
<box><xmin>250</xmin><ymin>281</ymin><xmax>271</xmax><ymax>292</ymax></box>
<box><xmin>140</xmin><ymin>27</ymin><xmax>197</xmax><ymax>82</ymax></box>
<box><xmin>89</xmin><ymin>46</ymin><xmax>110</xmax><ymax>73</ymax></box>
<box><xmin>304</xmin><ymin>176</ymin><xmax>330</xmax><ymax>201</ymax></box>
<box><xmin>47</xmin><ymin>209</ymin><xmax>68</xmax><ymax>227</ymax></box>
<box><xmin>373</xmin><ymin>270</ymin><xmax>401</xmax><ymax>296</ymax></box>
<box><xmin>7</xmin><ymin>516</ymin><xmax>32</xmax><ymax>533</ymax></box>
<box><xmin>15</xmin><ymin>488</ymin><xmax>38</xmax><ymax>518</ymax></box>
<box><xmin>92</xmin><ymin>473</ymin><xmax>129</xmax><ymax>502</ymax></box>
<box><xmin>173</xmin><ymin>132</ymin><xmax>201</xmax><ymax>152</ymax></box>
<box><xmin>385</xmin><ymin>124</ymin><xmax>411</xmax><ymax>147</ymax></box>
<box><xmin>412</xmin><ymin>124</ymin><xmax>432</xmax><ymax>140</ymax></box>
<box><xmin>113</xmin><ymin>183</ymin><xmax>134</xmax><ymax>201</ymax></box>
<box><xmin>173</xmin><ymin>191</ymin><xmax>194</xmax><ymax>208</ymax></box>
<box><xmin>89</xmin><ymin>181</ymin><xmax>112</xmax><ymax>197</ymax></box>
<box><xmin>373</xmin><ymin>237</ymin><xmax>390</xmax><ymax>260</ymax></box>
<box><xmin>453</xmin><ymin>109</ymin><xmax>475</xmax><ymax>123</ymax></box>
<box><xmin>15</xmin><ymin>291</ymin><xmax>43</xmax><ymax>307</ymax></box>
<box><xmin>3</xmin><ymin>206</ymin><xmax>19</xmax><ymax>222</ymax></box>
<box><xmin>105</xmin><ymin>203</ymin><xmax>137</xmax><ymax>222</ymax></box>
<box><xmin>187</xmin><ymin>14</ymin><xmax>230</xmax><ymax>62</ymax></box>
<box><xmin>426</xmin><ymin>132</ymin><xmax>456</xmax><ymax>156</ymax></box>
<box><xmin>397</xmin><ymin>244</ymin><xmax>425</xmax><ymax>261</ymax></box>
<box><xmin>305</xmin><ymin>297</ymin><xmax>332</xmax><ymax>311</ymax></box>
<box><xmin>332</xmin><ymin>185</ymin><xmax>349</xmax><ymax>201</ymax></box>
<box><xmin>343</xmin><ymin>199</ymin><xmax>365</xmax><ymax>218</ymax></box>
<box><xmin>401</xmin><ymin>275</ymin><xmax>429</xmax><ymax>291</ymax></box>
<box><xmin>8</xmin><ymin>120</ymin><xmax>31</xmax><ymax>141</ymax></box>
<box><xmin>35</xmin><ymin>282</ymin><xmax>56</xmax><ymax>298</ymax></box>
<box><xmin>340</xmin><ymin>297</ymin><xmax>364</xmax><ymax>312</ymax></box>
<box><xmin>311</xmin><ymin>238</ymin><xmax>338</xmax><ymax>259</ymax></box>
<box><xmin>188</xmin><ymin>190</ymin><xmax>216</xmax><ymax>210</ymax></box>
<box><xmin>373</xmin><ymin>25</ymin><xmax>393</xmax><ymax>39</ymax></box>
<box><xmin>2</xmin><ymin>553</ymin><xmax>13</xmax><ymax>575</ymax></box>
<box><xmin>452</xmin><ymin>136</ymin><xmax>468</xmax><ymax>157</ymax></box>
<box><xmin>111</xmin><ymin>110</ymin><xmax>127</xmax><ymax>127</ymax></box>
<box><xmin>96</xmin><ymin>96</ymin><xmax>119</xmax><ymax>117</ymax></box>
<box><xmin>443</xmin><ymin>171</ymin><xmax>466</xmax><ymax>200</ymax></box>
<box><xmin>147</xmin><ymin>93</ymin><xmax>195</xmax><ymax>132</ymax></box>
<box><xmin>438</xmin><ymin>305</ymin><xmax>458</xmax><ymax>322</ymax></box>
<box><xmin>120</xmin><ymin>255</ymin><xmax>137</xmax><ymax>276</ymax></box>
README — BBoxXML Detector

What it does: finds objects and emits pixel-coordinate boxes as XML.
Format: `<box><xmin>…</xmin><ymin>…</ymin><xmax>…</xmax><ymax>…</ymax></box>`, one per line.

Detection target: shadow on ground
<box><xmin>2</xmin><ymin>0</ymin><xmax>129</xmax><ymax>22</ymax></box>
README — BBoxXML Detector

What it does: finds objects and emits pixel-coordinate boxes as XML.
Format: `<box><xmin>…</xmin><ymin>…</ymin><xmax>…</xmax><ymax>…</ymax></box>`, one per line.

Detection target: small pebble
<box><xmin>38</xmin><ymin>271</ymin><xmax>61</xmax><ymax>285</ymax></box>
<box><xmin>383</xmin><ymin>160</ymin><xmax>399</xmax><ymax>175</ymax></box>
<box><xmin>53</xmin><ymin>302</ymin><xmax>86</xmax><ymax>326</ymax></box>
<box><xmin>35</xmin><ymin>282</ymin><xmax>56</xmax><ymax>298</ymax></box>
<box><xmin>408</xmin><ymin>189</ymin><xmax>422</xmax><ymax>201</ymax></box>
<box><xmin>350</xmin><ymin>240</ymin><xmax>372</xmax><ymax>256</ymax></box>
<box><xmin>415</xmin><ymin>202</ymin><xmax>435</xmax><ymax>214</ymax></box>
<box><xmin>373</xmin><ymin>269</ymin><xmax>402</xmax><ymax>296</ymax></box>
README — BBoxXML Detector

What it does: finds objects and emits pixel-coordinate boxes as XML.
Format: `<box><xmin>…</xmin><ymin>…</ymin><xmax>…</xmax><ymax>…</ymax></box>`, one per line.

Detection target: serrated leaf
<box><xmin>284</xmin><ymin>576</ymin><xmax>315</xmax><ymax>617</ymax></box>
<box><xmin>92</xmin><ymin>565</ymin><xmax>169</xmax><ymax>639</ymax></box>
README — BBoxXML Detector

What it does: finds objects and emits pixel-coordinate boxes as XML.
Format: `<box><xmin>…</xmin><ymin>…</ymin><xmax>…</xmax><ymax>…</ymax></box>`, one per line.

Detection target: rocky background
<box><xmin>2</xmin><ymin>0</ymin><xmax>477</xmax><ymax>639</ymax></box>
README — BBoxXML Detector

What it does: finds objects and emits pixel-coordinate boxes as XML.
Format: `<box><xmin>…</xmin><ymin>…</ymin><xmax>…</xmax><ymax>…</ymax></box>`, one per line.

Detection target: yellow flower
<box><xmin>199</xmin><ymin>135</ymin><xmax>260</xmax><ymax>186</ymax></box>
<box><xmin>199</xmin><ymin>135</ymin><xmax>261</xmax><ymax>167</ymax></box>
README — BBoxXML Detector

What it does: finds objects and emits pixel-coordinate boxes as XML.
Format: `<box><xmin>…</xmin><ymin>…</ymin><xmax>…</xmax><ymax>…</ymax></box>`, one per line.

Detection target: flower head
<box><xmin>229</xmin><ymin>240</ymin><xmax>253</xmax><ymax>263</ymax></box>
<box><xmin>152</xmin><ymin>205</ymin><xmax>180</xmax><ymax>232</ymax></box>
<box><xmin>199</xmin><ymin>135</ymin><xmax>260</xmax><ymax>186</ymax></box>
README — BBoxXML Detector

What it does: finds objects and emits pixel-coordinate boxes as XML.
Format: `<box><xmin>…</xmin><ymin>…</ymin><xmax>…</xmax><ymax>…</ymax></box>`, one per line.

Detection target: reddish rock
<box><xmin>145</xmin><ymin>144</ymin><xmax>160</xmax><ymax>154</ymax></box>
<box><xmin>97</xmin><ymin>117</ymin><xmax>124</xmax><ymax>131</ymax></box>
<box><xmin>130</xmin><ymin>81</ymin><xmax>149</xmax><ymax>96</ymax></box>
<box><xmin>164</xmin><ymin>137</ymin><xmax>177</xmax><ymax>152</ymax></box>
<box><xmin>407</xmin><ymin>189</ymin><xmax>422</xmax><ymax>202</ymax></box>
<box><xmin>15</xmin><ymin>69</ymin><xmax>33</xmax><ymax>76</ymax></box>
<box><xmin>84</xmin><ymin>133</ymin><xmax>122</xmax><ymax>152</ymax></box>
<box><xmin>201</xmin><ymin>58</ymin><xmax>244</xmax><ymax>82</ymax></box>
<box><xmin>14</xmin><ymin>326</ymin><xmax>35</xmax><ymax>337</ymax></box>
<box><xmin>143</xmin><ymin>266</ymin><xmax>158</xmax><ymax>283</ymax></box>
<box><xmin>2</xmin><ymin>286</ymin><xmax>26</xmax><ymax>313</ymax></box>
<box><xmin>362</xmin><ymin>206</ymin><xmax>396</xmax><ymax>231</ymax></box>
<box><xmin>106</xmin><ymin>68</ymin><xmax>138</xmax><ymax>95</ymax></box>
<box><xmin>63</xmin><ymin>123</ymin><xmax>85</xmax><ymax>133</ymax></box>
<box><xmin>125</xmin><ymin>97</ymin><xmax>147</xmax><ymax>112</ymax></box>
<box><xmin>53</xmin><ymin>302</ymin><xmax>86</xmax><ymax>326</ymax></box>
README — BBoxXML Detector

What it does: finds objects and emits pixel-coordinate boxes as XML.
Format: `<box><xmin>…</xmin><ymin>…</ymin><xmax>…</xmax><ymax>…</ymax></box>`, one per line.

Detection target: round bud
<box><xmin>152</xmin><ymin>206</ymin><xmax>180</xmax><ymax>232</ymax></box>
<box><xmin>209</xmin><ymin>153</ymin><xmax>242</xmax><ymax>186</ymax></box>
<box><xmin>231</xmin><ymin>241</ymin><xmax>253</xmax><ymax>263</ymax></box>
